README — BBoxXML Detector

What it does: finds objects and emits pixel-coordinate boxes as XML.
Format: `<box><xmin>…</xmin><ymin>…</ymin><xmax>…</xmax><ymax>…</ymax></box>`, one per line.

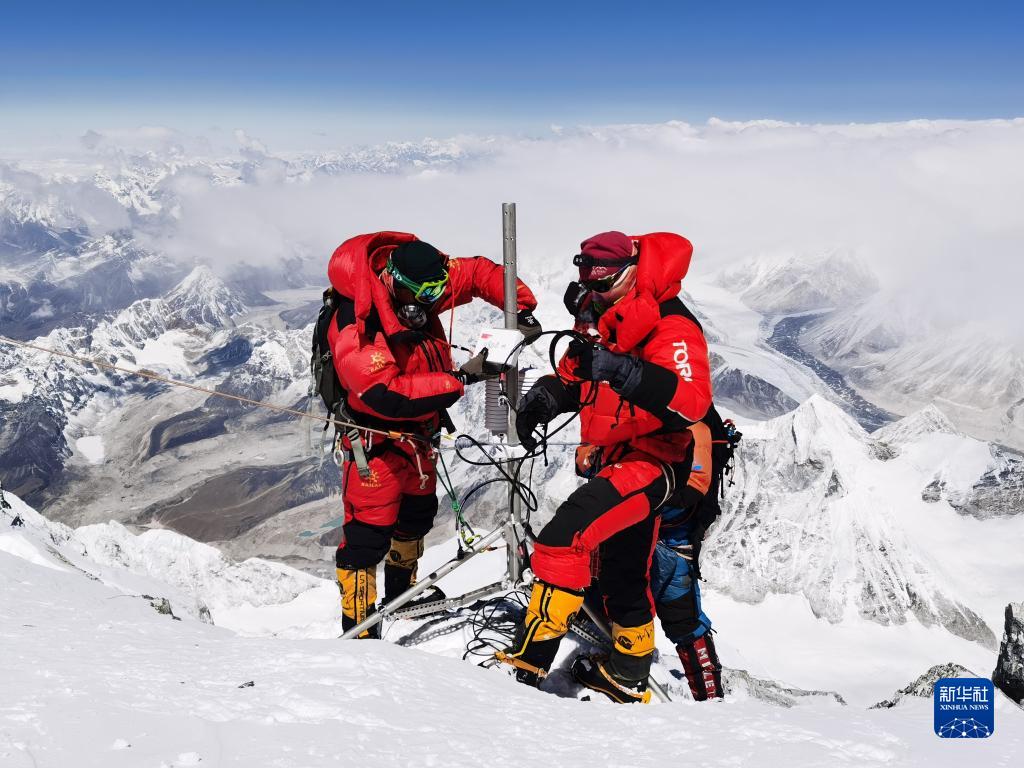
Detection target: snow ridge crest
<box><xmin>873</xmin><ymin>404</ymin><xmax>960</xmax><ymax>445</ymax></box>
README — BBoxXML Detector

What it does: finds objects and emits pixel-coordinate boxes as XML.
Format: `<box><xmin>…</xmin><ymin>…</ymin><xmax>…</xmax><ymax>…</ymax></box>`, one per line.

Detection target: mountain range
<box><xmin>1</xmin><ymin>144</ymin><xmax>1022</xmax><ymax>708</ymax></box>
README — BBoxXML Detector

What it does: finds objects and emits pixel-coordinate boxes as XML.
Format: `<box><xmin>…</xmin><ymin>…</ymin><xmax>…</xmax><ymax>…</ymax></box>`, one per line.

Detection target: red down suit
<box><xmin>328</xmin><ymin>232</ymin><xmax>537</xmax><ymax>573</ymax></box>
<box><xmin>533</xmin><ymin>232</ymin><xmax>712</xmax><ymax>628</ymax></box>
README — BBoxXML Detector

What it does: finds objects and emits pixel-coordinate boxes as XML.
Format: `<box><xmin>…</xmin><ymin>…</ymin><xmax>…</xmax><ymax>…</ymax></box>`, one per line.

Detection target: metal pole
<box><xmin>501</xmin><ymin>202</ymin><xmax>524</xmax><ymax>585</ymax></box>
<box><xmin>340</xmin><ymin>525</ymin><xmax>507</xmax><ymax>640</ymax></box>
<box><xmin>580</xmin><ymin>602</ymin><xmax>673</xmax><ymax>704</ymax></box>
<box><xmin>501</xmin><ymin>202</ymin><xmax>520</xmax><ymax>437</ymax></box>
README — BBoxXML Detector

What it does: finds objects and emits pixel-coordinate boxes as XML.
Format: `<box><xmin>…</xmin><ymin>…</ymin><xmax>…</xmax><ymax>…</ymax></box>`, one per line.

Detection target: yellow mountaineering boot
<box><xmin>571</xmin><ymin>621</ymin><xmax>656</xmax><ymax>703</ymax></box>
<box><xmin>383</xmin><ymin>536</ymin><xmax>424</xmax><ymax>604</ymax></box>
<box><xmin>496</xmin><ymin>581</ymin><xmax>584</xmax><ymax>687</ymax></box>
<box><xmin>337</xmin><ymin>566</ymin><xmax>379</xmax><ymax>639</ymax></box>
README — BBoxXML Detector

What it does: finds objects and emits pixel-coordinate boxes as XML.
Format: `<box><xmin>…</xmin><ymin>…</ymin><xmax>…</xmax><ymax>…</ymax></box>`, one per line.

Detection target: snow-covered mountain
<box><xmin>0</xmin><ymin>232</ymin><xmax>183</xmax><ymax>340</ymax></box>
<box><xmin>714</xmin><ymin>250</ymin><xmax>1024</xmax><ymax>448</ymax></box>
<box><xmin>703</xmin><ymin>397</ymin><xmax>1024</xmax><ymax>648</ymax></box>
<box><xmin>1</xmin><ymin>492</ymin><xmax>322</xmax><ymax>624</ymax></box>
<box><xmin>801</xmin><ymin>304</ymin><xmax>1024</xmax><ymax>449</ymax></box>
<box><xmin>2</xmin><ymin>138</ymin><xmax>1022</xmax><ymax>738</ymax></box>
<box><xmin>717</xmin><ymin>250</ymin><xmax>879</xmax><ymax>316</ymax></box>
<box><xmin>3</xmin><ymin>223</ymin><xmax>1020</xmax><ymax>646</ymax></box>
<box><xmin>0</xmin><ymin>266</ymin><xmax>253</xmax><ymax>503</ymax></box>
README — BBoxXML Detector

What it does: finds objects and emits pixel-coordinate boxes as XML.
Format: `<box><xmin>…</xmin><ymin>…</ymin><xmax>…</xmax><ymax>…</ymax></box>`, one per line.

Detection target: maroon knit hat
<box><xmin>576</xmin><ymin>231</ymin><xmax>635</xmax><ymax>281</ymax></box>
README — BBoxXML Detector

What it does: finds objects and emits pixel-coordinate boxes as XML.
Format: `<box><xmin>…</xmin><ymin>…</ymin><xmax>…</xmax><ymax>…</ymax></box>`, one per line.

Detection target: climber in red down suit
<box><xmin>328</xmin><ymin>232</ymin><xmax>540</xmax><ymax>636</ymax></box>
<box><xmin>499</xmin><ymin>230</ymin><xmax>712</xmax><ymax>702</ymax></box>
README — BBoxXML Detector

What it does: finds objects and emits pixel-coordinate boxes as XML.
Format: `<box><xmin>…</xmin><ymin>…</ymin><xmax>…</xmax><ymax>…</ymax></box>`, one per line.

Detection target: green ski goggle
<box><xmin>386</xmin><ymin>259</ymin><xmax>449</xmax><ymax>304</ymax></box>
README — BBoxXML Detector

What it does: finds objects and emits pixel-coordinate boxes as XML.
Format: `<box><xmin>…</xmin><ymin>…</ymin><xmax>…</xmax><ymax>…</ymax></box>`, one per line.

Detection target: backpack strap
<box><xmin>314</xmin><ymin>288</ymin><xmax>373</xmax><ymax>479</ymax></box>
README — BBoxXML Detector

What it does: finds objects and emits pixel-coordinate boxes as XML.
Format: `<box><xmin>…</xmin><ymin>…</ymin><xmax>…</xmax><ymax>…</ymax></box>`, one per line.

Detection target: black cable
<box><xmin>459</xmin><ymin>477</ymin><xmax>509</xmax><ymax>509</ymax></box>
<box><xmin>453</xmin><ymin>433</ymin><xmax>539</xmax><ymax>515</ymax></box>
<box><xmin>452</xmin><ymin>329</ymin><xmax>606</xmax><ymax>541</ymax></box>
<box><xmin>461</xmin><ymin>590</ymin><xmax>529</xmax><ymax>665</ymax></box>
<box><xmin>426</xmin><ymin>331</ymin><xmax>607</xmax><ymax>663</ymax></box>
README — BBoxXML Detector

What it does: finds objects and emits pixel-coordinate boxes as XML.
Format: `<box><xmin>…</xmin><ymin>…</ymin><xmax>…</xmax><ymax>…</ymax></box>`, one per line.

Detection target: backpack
<box><xmin>310</xmin><ymin>287</ymin><xmax>346</xmax><ymax>418</ymax></box>
<box><xmin>691</xmin><ymin>405</ymin><xmax>742</xmax><ymax>536</ymax></box>
<box><xmin>659</xmin><ymin>405</ymin><xmax>742</xmax><ymax>547</ymax></box>
<box><xmin>309</xmin><ymin>288</ymin><xmax>371</xmax><ymax>476</ymax></box>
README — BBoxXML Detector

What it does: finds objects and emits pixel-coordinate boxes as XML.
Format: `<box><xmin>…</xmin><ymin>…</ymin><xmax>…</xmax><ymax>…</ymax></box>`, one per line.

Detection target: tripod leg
<box><xmin>340</xmin><ymin>525</ymin><xmax>507</xmax><ymax>640</ymax></box>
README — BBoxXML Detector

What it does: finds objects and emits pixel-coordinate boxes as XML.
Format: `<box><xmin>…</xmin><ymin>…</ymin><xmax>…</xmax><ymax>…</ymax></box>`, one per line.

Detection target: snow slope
<box><xmin>3</xmin><ymin>492</ymin><xmax>1022</xmax><ymax>767</ymax></box>
<box><xmin>705</xmin><ymin>398</ymin><xmax>1024</xmax><ymax>650</ymax></box>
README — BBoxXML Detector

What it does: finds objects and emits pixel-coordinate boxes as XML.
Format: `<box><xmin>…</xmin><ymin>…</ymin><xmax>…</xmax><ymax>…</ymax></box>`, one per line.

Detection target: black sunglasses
<box><xmin>573</xmin><ymin>253</ymin><xmax>637</xmax><ymax>269</ymax></box>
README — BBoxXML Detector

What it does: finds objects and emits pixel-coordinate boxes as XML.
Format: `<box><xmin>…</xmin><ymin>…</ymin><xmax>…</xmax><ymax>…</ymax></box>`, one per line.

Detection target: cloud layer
<box><xmin>151</xmin><ymin>118</ymin><xmax>1024</xmax><ymax>334</ymax></box>
<box><xmin>6</xmin><ymin>118</ymin><xmax>1024</xmax><ymax>337</ymax></box>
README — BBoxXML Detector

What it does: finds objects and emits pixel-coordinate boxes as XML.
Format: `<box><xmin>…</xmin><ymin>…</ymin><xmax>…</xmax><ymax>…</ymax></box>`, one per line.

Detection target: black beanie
<box><xmin>390</xmin><ymin>241</ymin><xmax>447</xmax><ymax>282</ymax></box>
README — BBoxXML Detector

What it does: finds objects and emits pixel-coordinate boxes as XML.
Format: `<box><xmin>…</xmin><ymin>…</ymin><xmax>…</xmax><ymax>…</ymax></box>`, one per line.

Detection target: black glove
<box><xmin>567</xmin><ymin>339</ymin><xmax>596</xmax><ymax>379</ymax></box>
<box><xmin>517</xmin><ymin>309</ymin><xmax>543</xmax><ymax>345</ymax></box>
<box><xmin>567</xmin><ymin>340</ymin><xmax>642</xmax><ymax>393</ymax></box>
<box><xmin>453</xmin><ymin>349</ymin><xmax>500</xmax><ymax>385</ymax></box>
<box><xmin>515</xmin><ymin>377</ymin><xmax>568</xmax><ymax>451</ymax></box>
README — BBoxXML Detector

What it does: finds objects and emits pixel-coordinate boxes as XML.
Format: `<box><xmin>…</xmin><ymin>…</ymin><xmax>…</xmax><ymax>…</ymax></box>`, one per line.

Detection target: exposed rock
<box><xmin>148</xmin><ymin>596</ymin><xmax>181</xmax><ymax>621</ymax></box>
<box><xmin>920</xmin><ymin>445</ymin><xmax>1024</xmax><ymax>519</ymax></box>
<box><xmin>710</xmin><ymin>351</ymin><xmax>799</xmax><ymax>419</ymax></box>
<box><xmin>949</xmin><ymin>447</ymin><xmax>1024</xmax><ymax>519</ymax></box>
<box><xmin>201</xmin><ymin>337</ymin><xmax>254</xmax><ymax>374</ymax></box>
<box><xmin>722</xmin><ymin>668</ymin><xmax>846</xmax><ymax>708</ymax></box>
<box><xmin>871</xmin><ymin>662</ymin><xmax>975</xmax><ymax>708</ymax></box>
<box><xmin>992</xmin><ymin>602</ymin><xmax>1024</xmax><ymax>704</ymax></box>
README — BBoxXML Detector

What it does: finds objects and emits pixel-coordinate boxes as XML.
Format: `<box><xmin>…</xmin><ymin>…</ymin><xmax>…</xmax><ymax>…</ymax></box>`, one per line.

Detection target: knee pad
<box><xmin>386</xmin><ymin>536</ymin><xmax>424</xmax><ymax>571</ymax></box>
<box><xmin>336</xmin><ymin>520</ymin><xmax>391</xmax><ymax>570</ymax></box>
<box><xmin>394</xmin><ymin>494</ymin><xmax>438</xmax><ymax>540</ymax></box>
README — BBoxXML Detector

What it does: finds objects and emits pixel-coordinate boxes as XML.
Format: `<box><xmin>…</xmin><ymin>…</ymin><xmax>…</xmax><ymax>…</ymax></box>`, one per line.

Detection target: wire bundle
<box><xmin>462</xmin><ymin>591</ymin><xmax>530</xmax><ymax>666</ymax></box>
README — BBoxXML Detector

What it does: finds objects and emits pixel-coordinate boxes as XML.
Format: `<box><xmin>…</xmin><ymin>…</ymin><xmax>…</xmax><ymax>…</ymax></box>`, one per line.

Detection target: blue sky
<box><xmin>2</xmin><ymin>1</ymin><xmax>1022</xmax><ymax>150</ymax></box>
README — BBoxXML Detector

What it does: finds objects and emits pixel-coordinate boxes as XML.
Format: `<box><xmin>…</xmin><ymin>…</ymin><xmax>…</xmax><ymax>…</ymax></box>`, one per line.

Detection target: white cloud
<box><xmin>149</xmin><ymin>118</ymin><xmax>1024</xmax><ymax>335</ymax></box>
<box><xmin>0</xmin><ymin>164</ymin><xmax>131</xmax><ymax>233</ymax></box>
<box><xmin>9</xmin><ymin>118</ymin><xmax>1024</xmax><ymax>337</ymax></box>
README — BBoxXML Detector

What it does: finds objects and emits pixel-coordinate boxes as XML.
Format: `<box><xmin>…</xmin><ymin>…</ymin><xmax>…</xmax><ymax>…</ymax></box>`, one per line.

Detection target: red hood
<box><xmin>597</xmin><ymin>232</ymin><xmax>694</xmax><ymax>351</ymax></box>
<box><xmin>327</xmin><ymin>231</ymin><xmax>420</xmax><ymax>338</ymax></box>
<box><xmin>633</xmin><ymin>232</ymin><xmax>692</xmax><ymax>302</ymax></box>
